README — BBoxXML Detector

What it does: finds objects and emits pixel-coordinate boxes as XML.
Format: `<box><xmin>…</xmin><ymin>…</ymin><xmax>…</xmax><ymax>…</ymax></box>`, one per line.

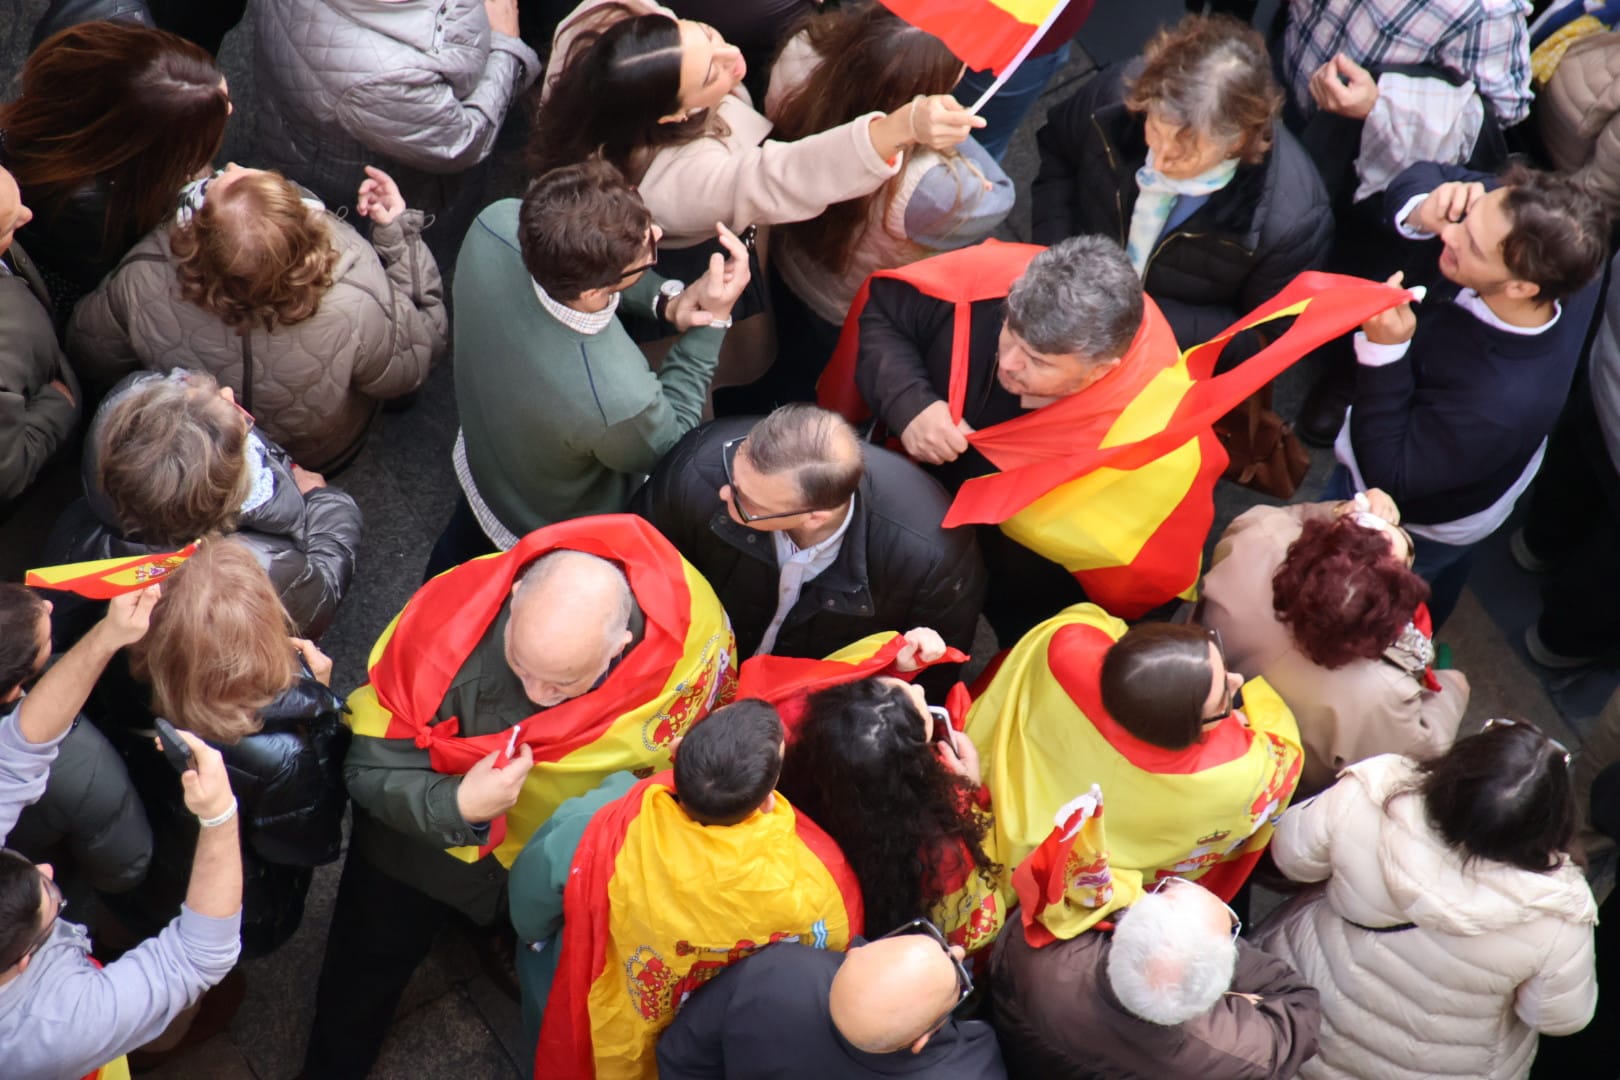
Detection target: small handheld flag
<box><xmin>26</xmin><ymin>545</ymin><xmax>198</xmax><ymax>599</ymax></box>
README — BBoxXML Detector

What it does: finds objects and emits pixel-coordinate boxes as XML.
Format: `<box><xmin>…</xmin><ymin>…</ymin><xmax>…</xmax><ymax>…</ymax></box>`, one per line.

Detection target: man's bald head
<box><xmin>505</xmin><ymin>550</ymin><xmax>634</xmax><ymax>707</ymax></box>
<box><xmin>829</xmin><ymin>934</ymin><xmax>963</xmax><ymax>1055</ymax></box>
<box><xmin>0</xmin><ymin>166</ymin><xmax>33</xmax><ymax>258</ymax></box>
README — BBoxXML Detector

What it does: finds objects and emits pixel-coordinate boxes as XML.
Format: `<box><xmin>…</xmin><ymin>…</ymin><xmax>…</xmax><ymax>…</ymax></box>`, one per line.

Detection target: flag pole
<box><xmin>967</xmin><ymin>0</ymin><xmax>1076</xmax><ymax>114</ymax></box>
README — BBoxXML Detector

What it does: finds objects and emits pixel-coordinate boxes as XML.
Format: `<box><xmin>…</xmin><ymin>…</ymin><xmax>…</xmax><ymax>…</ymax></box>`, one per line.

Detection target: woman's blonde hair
<box><xmin>171</xmin><ymin>169</ymin><xmax>339</xmax><ymax>333</ymax></box>
<box><xmin>96</xmin><ymin>372</ymin><xmax>252</xmax><ymax>546</ymax></box>
<box><xmin>131</xmin><ymin>538</ymin><xmax>297</xmax><ymax>744</ymax></box>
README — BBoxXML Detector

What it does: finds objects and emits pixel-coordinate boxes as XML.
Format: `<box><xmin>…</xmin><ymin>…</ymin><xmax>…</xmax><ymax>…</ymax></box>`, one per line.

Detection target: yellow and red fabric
<box><xmin>964</xmin><ymin>602</ymin><xmax>1303</xmax><ymax>906</ymax></box>
<box><xmin>81</xmin><ymin>1056</ymin><xmax>130</xmax><ymax>1080</ymax></box>
<box><xmin>26</xmin><ymin>545</ymin><xmax>197</xmax><ymax>599</ymax></box>
<box><xmin>875</xmin><ymin>0</ymin><xmax>1069</xmax><ymax>74</ymax></box>
<box><xmin>1012</xmin><ymin>784</ymin><xmax>1141</xmax><ymax>946</ymax></box>
<box><xmin>345</xmin><ymin>515</ymin><xmax>736</xmax><ymax>866</ymax></box>
<box><xmin>819</xmin><ymin>243</ymin><xmax>1415</xmax><ymax>618</ymax></box>
<box><xmin>536</xmin><ymin>774</ymin><xmax>863</xmax><ymax>1079</ymax></box>
<box><xmin>735</xmin><ymin>633</ymin><xmax>1002</xmax><ymax>951</ymax></box>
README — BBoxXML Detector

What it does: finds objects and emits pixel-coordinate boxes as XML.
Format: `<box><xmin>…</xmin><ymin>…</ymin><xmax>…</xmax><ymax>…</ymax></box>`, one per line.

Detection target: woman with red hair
<box><xmin>1201</xmin><ymin>490</ymin><xmax>1469</xmax><ymax>796</ymax></box>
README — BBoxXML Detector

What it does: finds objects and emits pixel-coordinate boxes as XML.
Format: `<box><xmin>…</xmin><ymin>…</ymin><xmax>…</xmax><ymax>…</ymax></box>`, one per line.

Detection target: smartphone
<box><xmin>154</xmin><ymin>717</ymin><xmax>197</xmax><ymax>774</ymax></box>
<box><xmin>927</xmin><ymin>705</ymin><xmax>956</xmax><ymax>753</ymax></box>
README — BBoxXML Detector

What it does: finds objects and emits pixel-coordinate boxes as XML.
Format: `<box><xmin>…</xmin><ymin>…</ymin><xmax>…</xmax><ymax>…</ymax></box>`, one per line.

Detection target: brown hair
<box><xmin>1498</xmin><ymin>164</ymin><xmax>1611</xmax><ymax>303</ymax></box>
<box><xmin>0</xmin><ymin>22</ymin><xmax>228</xmax><ymax>260</ymax></box>
<box><xmin>131</xmin><ymin>539</ymin><xmax>296</xmax><ymax>744</ymax></box>
<box><xmin>526</xmin><ymin>6</ymin><xmax>713</xmax><ymax>182</ymax></box>
<box><xmin>518</xmin><ymin>156</ymin><xmax>654</xmax><ymax>301</ymax></box>
<box><xmin>1123</xmin><ymin>14</ymin><xmax>1281</xmax><ymax>166</ymax></box>
<box><xmin>1099</xmin><ymin>623</ymin><xmax>1215</xmax><ymax>750</ymax></box>
<box><xmin>171</xmin><ymin>170</ymin><xmax>337</xmax><ymax>332</ymax></box>
<box><xmin>96</xmin><ymin>373</ymin><xmax>252</xmax><ymax>546</ymax></box>
<box><xmin>771</xmin><ymin>4</ymin><xmax>964</xmax><ymax>274</ymax></box>
<box><xmin>0</xmin><ymin>584</ymin><xmax>47</xmax><ymax>698</ymax></box>
<box><xmin>745</xmin><ymin>403</ymin><xmax>865</xmax><ymax>509</ymax></box>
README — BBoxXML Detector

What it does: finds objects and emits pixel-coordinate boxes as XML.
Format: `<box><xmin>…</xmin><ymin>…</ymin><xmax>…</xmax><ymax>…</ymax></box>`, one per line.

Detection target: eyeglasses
<box><xmin>720</xmin><ymin>437</ymin><xmax>822</xmax><ymax>523</ymax></box>
<box><xmin>1204</xmin><ymin>628</ymin><xmax>1237</xmax><ymax>723</ymax></box>
<box><xmin>1481</xmin><ymin>717</ymin><xmax>1573</xmax><ymax>766</ymax></box>
<box><xmin>877</xmin><ymin>918</ymin><xmax>973</xmax><ymax>1031</ymax></box>
<box><xmin>1149</xmin><ymin>876</ymin><xmax>1242</xmax><ymax>941</ymax></box>
<box><xmin>1</xmin><ymin>868</ymin><xmax>64</xmax><ymax>970</ymax></box>
<box><xmin>615</xmin><ymin>230</ymin><xmax>659</xmax><ymax>282</ymax></box>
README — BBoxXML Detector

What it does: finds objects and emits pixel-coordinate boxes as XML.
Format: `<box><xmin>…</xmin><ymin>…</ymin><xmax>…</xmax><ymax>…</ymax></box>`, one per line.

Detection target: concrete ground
<box><xmin>0</xmin><ymin>3</ymin><xmax>1592</xmax><ymax>1078</ymax></box>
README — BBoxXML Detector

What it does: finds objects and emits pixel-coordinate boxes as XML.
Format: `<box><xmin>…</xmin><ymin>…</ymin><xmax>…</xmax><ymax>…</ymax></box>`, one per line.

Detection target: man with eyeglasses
<box><xmin>657</xmin><ymin>918</ymin><xmax>1007</xmax><ymax>1078</ymax></box>
<box><xmin>631</xmin><ymin>403</ymin><xmax>985</xmax><ymax>675</ymax></box>
<box><xmin>430</xmin><ymin>154</ymin><xmax>752</xmax><ymax>577</ymax></box>
<box><xmin>988</xmin><ymin>875</ymin><xmax>1321</xmax><ymax>1080</ymax></box>
<box><xmin>0</xmin><ymin>585</ymin><xmax>245</xmax><ymax>1080</ymax></box>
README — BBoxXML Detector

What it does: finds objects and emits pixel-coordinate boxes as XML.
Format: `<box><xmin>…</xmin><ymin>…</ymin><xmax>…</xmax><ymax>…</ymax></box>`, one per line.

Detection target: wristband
<box><xmin>908</xmin><ymin>95</ymin><xmax>924</xmax><ymax>144</ymax></box>
<box><xmin>198</xmin><ymin>798</ymin><xmax>238</xmax><ymax>828</ymax></box>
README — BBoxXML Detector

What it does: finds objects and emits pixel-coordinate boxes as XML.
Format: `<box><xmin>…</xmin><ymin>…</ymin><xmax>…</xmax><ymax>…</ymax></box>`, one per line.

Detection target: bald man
<box><xmin>657</xmin><ymin>930</ymin><xmax>1007</xmax><ymax>1078</ymax></box>
<box><xmin>631</xmin><ymin>404</ymin><xmax>984</xmax><ymax>681</ymax></box>
<box><xmin>987</xmin><ymin>878</ymin><xmax>1321</xmax><ymax>1079</ymax></box>
<box><xmin>0</xmin><ymin>164</ymin><xmax>79</xmax><ymax>505</ymax></box>
<box><xmin>307</xmin><ymin>517</ymin><xmax>734</xmax><ymax>1079</ymax></box>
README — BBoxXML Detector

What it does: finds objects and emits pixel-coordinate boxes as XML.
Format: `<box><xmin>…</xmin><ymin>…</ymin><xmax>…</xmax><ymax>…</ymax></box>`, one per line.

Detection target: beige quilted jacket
<box><xmin>67</xmin><ymin>208</ymin><xmax>447</xmax><ymax>472</ymax></box>
<box><xmin>1539</xmin><ymin>32</ymin><xmax>1620</xmax><ymax>212</ymax></box>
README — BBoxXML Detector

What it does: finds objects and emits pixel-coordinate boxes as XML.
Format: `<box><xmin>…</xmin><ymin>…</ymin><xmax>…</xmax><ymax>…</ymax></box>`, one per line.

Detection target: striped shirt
<box><xmin>1282</xmin><ymin>0</ymin><xmax>1534</xmax><ymax>126</ymax></box>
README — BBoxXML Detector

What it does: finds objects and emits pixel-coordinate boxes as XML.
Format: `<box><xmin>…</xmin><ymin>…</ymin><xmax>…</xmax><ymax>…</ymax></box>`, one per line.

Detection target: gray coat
<box><xmin>246</xmin><ymin>0</ymin><xmax>540</xmax><ymax>213</ymax></box>
<box><xmin>0</xmin><ymin>240</ymin><xmax>79</xmax><ymax>504</ymax></box>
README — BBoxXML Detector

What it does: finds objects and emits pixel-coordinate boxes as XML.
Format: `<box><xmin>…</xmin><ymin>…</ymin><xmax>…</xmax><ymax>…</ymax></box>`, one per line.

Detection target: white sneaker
<box><xmin>1524</xmin><ymin>624</ymin><xmax>1596</xmax><ymax>669</ymax></box>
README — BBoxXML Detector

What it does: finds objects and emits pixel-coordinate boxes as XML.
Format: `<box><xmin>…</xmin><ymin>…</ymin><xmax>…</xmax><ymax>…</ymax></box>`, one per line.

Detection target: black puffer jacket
<box><xmin>629</xmin><ymin>417</ymin><xmax>986</xmax><ymax>672</ymax></box>
<box><xmin>95</xmin><ymin>667</ymin><xmax>350</xmax><ymax>957</ymax></box>
<box><xmin>1031</xmin><ymin>64</ymin><xmax>1334</xmax><ymax>349</ymax></box>
<box><xmin>41</xmin><ymin>370</ymin><xmax>362</xmax><ymax>642</ymax></box>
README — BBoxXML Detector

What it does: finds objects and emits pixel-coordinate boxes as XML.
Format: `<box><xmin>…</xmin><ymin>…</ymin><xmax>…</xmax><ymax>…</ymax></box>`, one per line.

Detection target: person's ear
<box><xmin>0</xmin><ymin>685</ymin><xmax>20</xmax><ymax>705</ymax></box>
<box><xmin>909</xmin><ymin>1030</ymin><xmax>934</xmax><ymax>1055</ymax></box>
<box><xmin>618</xmin><ymin>628</ymin><xmax>634</xmax><ymax>653</ymax></box>
<box><xmin>657</xmin><ymin>110</ymin><xmax>691</xmax><ymax>125</ymax></box>
<box><xmin>574</xmin><ymin>283</ymin><xmax>615</xmax><ymax>306</ymax></box>
<box><xmin>1502</xmin><ymin>278</ymin><xmax>1542</xmax><ymax>302</ymax></box>
<box><xmin>1080</xmin><ymin>356</ymin><xmax>1123</xmax><ymax>389</ymax></box>
<box><xmin>760</xmin><ymin>790</ymin><xmax>777</xmax><ymax>814</ymax></box>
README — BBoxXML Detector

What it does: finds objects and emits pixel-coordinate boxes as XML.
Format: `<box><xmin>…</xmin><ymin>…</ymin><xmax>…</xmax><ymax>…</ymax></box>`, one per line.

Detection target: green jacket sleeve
<box><xmin>589</xmin><ymin>326</ymin><xmax>725</xmax><ymax>475</ymax></box>
<box><xmin>508</xmin><ymin>770</ymin><xmax>639</xmax><ymax>944</ymax></box>
<box><xmin>620</xmin><ymin>270</ymin><xmax>666</xmax><ymax>320</ymax></box>
<box><xmin>342</xmin><ymin>729</ymin><xmax>489</xmax><ymax>850</ymax></box>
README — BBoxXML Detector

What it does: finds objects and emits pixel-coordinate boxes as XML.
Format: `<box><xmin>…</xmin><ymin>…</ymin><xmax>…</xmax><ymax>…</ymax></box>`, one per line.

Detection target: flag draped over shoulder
<box><xmin>818</xmin><ymin>244</ymin><xmax>1414</xmax><ymax>618</ymax></box>
<box><xmin>964</xmin><ymin>603</ymin><xmax>1303</xmax><ymax>904</ymax></box>
<box><xmin>536</xmin><ymin>775</ymin><xmax>863</xmax><ymax>1079</ymax></box>
<box><xmin>875</xmin><ymin>0</ymin><xmax>1068</xmax><ymax>74</ymax></box>
<box><xmin>26</xmin><ymin>545</ymin><xmax>197</xmax><ymax>599</ymax></box>
<box><xmin>344</xmin><ymin>515</ymin><xmax>736</xmax><ymax>866</ymax></box>
<box><xmin>735</xmin><ymin>633</ymin><xmax>1002</xmax><ymax>951</ymax></box>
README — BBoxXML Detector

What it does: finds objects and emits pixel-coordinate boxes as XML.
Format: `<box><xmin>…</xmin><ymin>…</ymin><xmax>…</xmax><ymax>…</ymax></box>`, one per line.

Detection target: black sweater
<box><xmin>1349</xmin><ymin>163</ymin><xmax>1602</xmax><ymax>526</ymax></box>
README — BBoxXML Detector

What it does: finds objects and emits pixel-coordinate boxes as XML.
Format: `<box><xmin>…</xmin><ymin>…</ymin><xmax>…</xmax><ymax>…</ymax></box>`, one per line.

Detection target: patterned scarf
<box><xmin>1125</xmin><ymin>150</ymin><xmax>1239</xmax><ymax>276</ymax></box>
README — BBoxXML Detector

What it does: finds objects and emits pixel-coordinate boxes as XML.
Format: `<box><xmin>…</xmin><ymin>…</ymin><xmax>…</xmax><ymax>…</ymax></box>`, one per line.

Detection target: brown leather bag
<box><xmin>1212</xmin><ymin>383</ymin><xmax>1311</xmax><ymax>498</ymax></box>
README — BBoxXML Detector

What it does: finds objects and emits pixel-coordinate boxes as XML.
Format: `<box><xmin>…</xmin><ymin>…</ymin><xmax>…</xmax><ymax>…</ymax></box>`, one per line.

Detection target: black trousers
<box><xmin>303</xmin><ymin>851</ymin><xmax>452</xmax><ymax>1079</ymax></box>
<box><xmin>424</xmin><ymin>495</ymin><xmax>498</xmax><ymax>583</ymax></box>
<box><xmin>1522</xmin><ymin>386</ymin><xmax>1620</xmax><ymax>657</ymax></box>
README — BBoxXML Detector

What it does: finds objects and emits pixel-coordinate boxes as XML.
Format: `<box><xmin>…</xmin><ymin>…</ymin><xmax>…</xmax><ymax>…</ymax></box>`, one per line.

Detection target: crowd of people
<box><xmin>3</xmin><ymin>0</ymin><xmax>1619</xmax><ymax>1077</ymax></box>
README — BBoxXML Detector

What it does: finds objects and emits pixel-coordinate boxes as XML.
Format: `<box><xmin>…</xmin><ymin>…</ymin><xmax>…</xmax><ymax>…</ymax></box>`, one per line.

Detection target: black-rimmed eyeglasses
<box><xmin>876</xmin><ymin>918</ymin><xmax>973</xmax><ymax>1030</ymax></box>
<box><xmin>720</xmin><ymin>437</ymin><xmax>823</xmax><ymax>523</ymax></box>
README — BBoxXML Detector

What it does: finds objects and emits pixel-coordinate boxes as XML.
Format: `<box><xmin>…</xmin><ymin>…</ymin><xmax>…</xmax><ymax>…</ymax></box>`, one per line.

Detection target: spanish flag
<box><xmin>1012</xmin><ymin>784</ymin><xmax>1141</xmax><ymax>946</ymax></box>
<box><xmin>26</xmin><ymin>546</ymin><xmax>197</xmax><ymax>599</ymax></box>
<box><xmin>819</xmin><ymin>243</ymin><xmax>1415</xmax><ymax>618</ymax></box>
<box><xmin>536</xmin><ymin>774</ymin><xmax>863</xmax><ymax>1079</ymax></box>
<box><xmin>345</xmin><ymin>515</ymin><xmax>736</xmax><ymax>866</ymax></box>
<box><xmin>876</xmin><ymin>0</ymin><xmax>1073</xmax><ymax>75</ymax></box>
<box><xmin>737</xmin><ymin>634</ymin><xmax>1002</xmax><ymax>951</ymax></box>
<box><xmin>964</xmin><ymin>603</ymin><xmax>1303</xmax><ymax>904</ymax></box>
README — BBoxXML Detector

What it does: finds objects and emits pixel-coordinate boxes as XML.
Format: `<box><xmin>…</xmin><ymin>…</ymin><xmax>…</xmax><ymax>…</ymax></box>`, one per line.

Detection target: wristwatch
<box><xmin>708</xmin><ymin>315</ymin><xmax>734</xmax><ymax>330</ymax></box>
<box><xmin>654</xmin><ymin>279</ymin><xmax>685</xmax><ymax>324</ymax></box>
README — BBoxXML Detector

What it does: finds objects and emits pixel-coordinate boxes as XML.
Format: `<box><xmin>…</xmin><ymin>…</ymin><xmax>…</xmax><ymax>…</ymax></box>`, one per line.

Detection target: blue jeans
<box><xmin>1323</xmin><ymin>465</ymin><xmax>1475</xmax><ymax>629</ymax></box>
<box><xmin>953</xmin><ymin>46</ymin><xmax>1071</xmax><ymax>162</ymax></box>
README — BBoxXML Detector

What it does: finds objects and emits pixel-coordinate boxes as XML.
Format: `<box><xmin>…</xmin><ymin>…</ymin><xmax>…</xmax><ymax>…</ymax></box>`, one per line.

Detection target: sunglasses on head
<box><xmin>1481</xmin><ymin>717</ymin><xmax>1573</xmax><ymax>766</ymax></box>
<box><xmin>876</xmin><ymin>917</ymin><xmax>973</xmax><ymax>1026</ymax></box>
<box><xmin>1149</xmin><ymin>876</ymin><xmax>1242</xmax><ymax>941</ymax></box>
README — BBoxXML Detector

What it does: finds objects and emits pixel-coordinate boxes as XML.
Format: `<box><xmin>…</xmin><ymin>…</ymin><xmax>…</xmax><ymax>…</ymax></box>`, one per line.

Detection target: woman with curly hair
<box><xmin>67</xmin><ymin>163</ymin><xmax>447</xmax><ymax>472</ymax></box>
<box><xmin>1201</xmin><ymin>489</ymin><xmax>1470</xmax><ymax>796</ymax></box>
<box><xmin>776</xmin><ymin>676</ymin><xmax>1005</xmax><ymax>953</ymax></box>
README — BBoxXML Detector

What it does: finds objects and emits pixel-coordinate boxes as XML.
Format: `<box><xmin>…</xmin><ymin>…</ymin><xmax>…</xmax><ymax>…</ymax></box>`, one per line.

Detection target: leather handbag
<box><xmin>1212</xmin><ymin>382</ymin><xmax>1312</xmax><ymax>499</ymax></box>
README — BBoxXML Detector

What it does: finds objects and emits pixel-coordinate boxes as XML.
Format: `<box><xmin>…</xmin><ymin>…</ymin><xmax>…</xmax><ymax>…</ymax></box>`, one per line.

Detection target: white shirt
<box><xmin>755</xmin><ymin>496</ymin><xmax>856</xmax><ymax>656</ymax></box>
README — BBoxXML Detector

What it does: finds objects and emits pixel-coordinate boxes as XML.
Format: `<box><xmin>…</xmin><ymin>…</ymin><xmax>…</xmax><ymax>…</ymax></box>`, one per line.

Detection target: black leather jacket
<box><xmin>95</xmin><ymin>666</ymin><xmax>351</xmax><ymax>957</ymax></box>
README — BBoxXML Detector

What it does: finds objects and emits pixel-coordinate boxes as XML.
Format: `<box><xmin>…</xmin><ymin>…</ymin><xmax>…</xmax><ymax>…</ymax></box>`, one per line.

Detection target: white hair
<box><xmin>1106</xmin><ymin>888</ymin><xmax>1237</xmax><ymax>1025</ymax></box>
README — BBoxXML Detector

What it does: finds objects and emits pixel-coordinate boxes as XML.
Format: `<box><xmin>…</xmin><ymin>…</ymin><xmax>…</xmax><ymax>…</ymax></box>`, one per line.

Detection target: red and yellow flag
<box><xmin>345</xmin><ymin>515</ymin><xmax>736</xmax><ymax>866</ymax></box>
<box><xmin>819</xmin><ymin>244</ymin><xmax>1415</xmax><ymax>618</ymax></box>
<box><xmin>964</xmin><ymin>603</ymin><xmax>1303</xmax><ymax>905</ymax></box>
<box><xmin>26</xmin><ymin>546</ymin><xmax>197</xmax><ymax>599</ymax></box>
<box><xmin>1012</xmin><ymin>784</ymin><xmax>1141</xmax><ymax>946</ymax></box>
<box><xmin>537</xmin><ymin>774</ymin><xmax>863</xmax><ymax>1079</ymax></box>
<box><xmin>876</xmin><ymin>0</ymin><xmax>1072</xmax><ymax>74</ymax></box>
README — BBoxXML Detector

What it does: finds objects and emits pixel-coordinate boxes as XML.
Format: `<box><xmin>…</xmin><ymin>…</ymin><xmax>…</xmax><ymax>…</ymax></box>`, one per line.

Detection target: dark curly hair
<box><xmin>1272</xmin><ymin>516</ymin><xmax>1429</xmax><ymax>669</ymax></box>
<box><xmin>776</xmin><ymin>678</ymin><xmax>999</xmax><ymax>937</ymax></box>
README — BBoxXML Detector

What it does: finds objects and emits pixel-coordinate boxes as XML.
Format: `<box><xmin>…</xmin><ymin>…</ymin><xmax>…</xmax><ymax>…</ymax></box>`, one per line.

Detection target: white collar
<box><xmin>531</xmin><ymin>279</ymin><xmax>618</xmax><ymax>335</ymax></box>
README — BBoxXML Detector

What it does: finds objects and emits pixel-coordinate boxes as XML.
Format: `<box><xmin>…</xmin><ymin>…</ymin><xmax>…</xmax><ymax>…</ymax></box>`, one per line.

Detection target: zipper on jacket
<box><xmin>1090</xmin><ymin>114</ymin><xmax>1127</xmax><ymax>245</ymax></box>
<box><xmin>1142</xmin><ymin>232</ymin><xmax>1255</xmax><ymax>284</ymax></box>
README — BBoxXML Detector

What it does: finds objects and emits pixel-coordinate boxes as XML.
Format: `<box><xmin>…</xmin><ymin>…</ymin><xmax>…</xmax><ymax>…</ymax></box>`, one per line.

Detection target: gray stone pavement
<box><xmin>0</xmin><ymin>3</ymin><xmax>1585</xmax><ymax>1077</ymax></box>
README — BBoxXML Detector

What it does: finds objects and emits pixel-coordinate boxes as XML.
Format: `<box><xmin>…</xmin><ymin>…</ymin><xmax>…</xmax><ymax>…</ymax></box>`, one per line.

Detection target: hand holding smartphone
<box><xmin>154</xmin><ymin>717</ymin><xmax>197</xmax><ymax>773</ymax></box>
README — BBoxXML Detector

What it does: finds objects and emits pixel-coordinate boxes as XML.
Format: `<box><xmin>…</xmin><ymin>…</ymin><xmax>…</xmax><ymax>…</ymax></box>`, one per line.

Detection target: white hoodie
<box><xmin>1254</xmin><ymin>754</ymin><xmax>1597</xmax><ymax>1080</ymax></box>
